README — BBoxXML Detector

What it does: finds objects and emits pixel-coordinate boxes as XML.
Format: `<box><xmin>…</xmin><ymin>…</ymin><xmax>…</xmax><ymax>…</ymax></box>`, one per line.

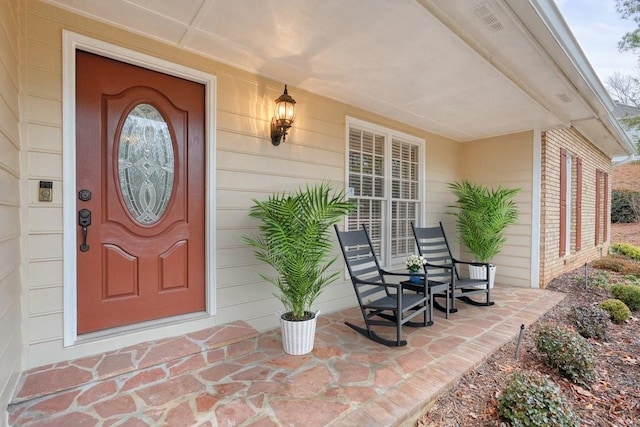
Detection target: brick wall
<box><xmin>540</xmin><ymin>128</ymin><xmax>611</xmax><ymax>287</ymax></box>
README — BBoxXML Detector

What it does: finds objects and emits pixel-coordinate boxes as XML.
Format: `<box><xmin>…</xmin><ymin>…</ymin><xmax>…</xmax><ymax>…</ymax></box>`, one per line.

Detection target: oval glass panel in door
<box><xmin>117</xmin><ymin>103</ymin><xmax>175</xmax><ymax>225</ymax></box>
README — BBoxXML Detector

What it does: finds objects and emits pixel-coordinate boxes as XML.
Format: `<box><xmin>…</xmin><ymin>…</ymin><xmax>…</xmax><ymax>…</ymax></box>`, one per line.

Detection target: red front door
<box><xmin>76</xmin><ymin>51</ymin><xmax>206</xmax><ymax>334</ymax></box>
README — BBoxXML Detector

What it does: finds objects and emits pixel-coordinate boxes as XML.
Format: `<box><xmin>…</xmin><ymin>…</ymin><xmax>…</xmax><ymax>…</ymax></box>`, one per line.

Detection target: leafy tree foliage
<box><xmin>617</xmin><ymin>0</ymin><xmax>640</xmax><ymax>53</ymax></box>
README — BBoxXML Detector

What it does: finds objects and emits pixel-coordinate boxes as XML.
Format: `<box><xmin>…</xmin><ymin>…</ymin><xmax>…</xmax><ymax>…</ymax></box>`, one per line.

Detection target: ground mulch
<box><xmin>611</xmin><ymin>223</ymin><xmax>640</xmax><ymax>247</ymax></box>
<box><xmin>416</xmin><ymin>223</ymin><xmax>640</xmax><ymax>426</ymax></box>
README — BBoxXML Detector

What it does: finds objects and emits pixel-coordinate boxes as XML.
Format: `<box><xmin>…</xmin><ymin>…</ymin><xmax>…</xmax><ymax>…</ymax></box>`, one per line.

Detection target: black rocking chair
<box><xmin>411</xmin><ymin>222</ymin><xmax>494</xmax><ymax>313</ymax></box>
<box><xmin>334</xmin><ymin>224</ymin><xmax>429</xmax><ymax>346</ymax></box>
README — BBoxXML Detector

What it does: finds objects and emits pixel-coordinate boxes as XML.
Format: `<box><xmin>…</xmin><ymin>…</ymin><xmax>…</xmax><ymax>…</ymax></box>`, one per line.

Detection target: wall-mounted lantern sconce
<box><xmin>270</xmin><ymin>85</ymin><xmax>296</xmax><ymax>146</ymax></box>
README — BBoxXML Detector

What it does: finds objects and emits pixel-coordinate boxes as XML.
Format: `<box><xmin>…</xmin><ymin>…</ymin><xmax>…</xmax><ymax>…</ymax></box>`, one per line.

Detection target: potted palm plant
<box><xmin>448</xmin><ymin>180</ymin><xmax>520</xmax><ymax>288</ymax></box>
<box><xmin>243</xmin><ymin>182</ymin><xmax>353</xmax><ymax>355</ymax></box>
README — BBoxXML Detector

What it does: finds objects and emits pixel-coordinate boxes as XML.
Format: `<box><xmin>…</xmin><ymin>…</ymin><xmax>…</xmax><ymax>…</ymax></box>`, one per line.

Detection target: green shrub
<box><xmin>591</xmin><ymin>271</ymin><xmax>610</xmax><ymax>288</ymax></box>
<box><xmin>569</xmin><ymin>305</ymin><xmax>610</xmax><ymax>340</ymax></box>
<box><xmin>576</xmin><ymin>270</ymin><xmax>609</xmax><ymax>288</ymax></box>
<box><xmin>535</xmin><ymin>324</ymin><xmax>595</xmax><ymax>386</ymax></box>
<box><xmin>498</xmin><ymin>371</ymin><xmax>580</xmax><ymax>427</ymax></box>
<box><xmin>611</xmin><ymin>189</ymin><xmax>640</xmax><ymax>223</ymax></box>
<box><xmin>611</xmin><ymin>242</ymin><xmax>640</xmax><ymax>261</ymax></box>
<box><xmin>611</xmin><ymin>284</ymin><xmax>640</xmax><ymax>311</ymax></box>
<box><xmin>600</xmin><ymin>298</ymin><xmax>632</xmax><ymax>324</ymax></box>
<box><xmin>623</xmin><ymin>274</ymin><xmax>640</xmax><ymax>284</ymax></box>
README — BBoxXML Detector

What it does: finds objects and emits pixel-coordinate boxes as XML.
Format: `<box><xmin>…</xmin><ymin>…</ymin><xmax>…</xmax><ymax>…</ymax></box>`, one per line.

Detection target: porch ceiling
<box><xmin>43</xmin><ymin>0</ymin><xmax>635</xmax><ymax>156</ymax></box>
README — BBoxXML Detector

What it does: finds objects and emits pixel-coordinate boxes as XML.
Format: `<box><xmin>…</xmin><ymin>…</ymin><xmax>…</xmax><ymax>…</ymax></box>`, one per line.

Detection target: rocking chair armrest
<box><xmin>382</xmin><ymin>270</ymin><xmax>430</xmax><ymax>287</ymax></box>
<box><xmin>353</xmin><ymin>278</ymin><xmax>400</xmax><ymax>289</ymax></box>
<box><xmin>380</xmin><ymin>271</ymin><xmax>429</xmax><ymax>293</ymax></box>
<box><xmin>380</xmin><ymin>270</ymin><xmax>425</xmax><ymax>279</ymax></box>
<box><xmin>451</xmin><ymin>259</ymin><xmax>491</xmax><ymax>268</ymax></box>
<box><xmin>424</xmin><ymin>262</ymin><xmax>454</xmax><ymax>271</ymax></box>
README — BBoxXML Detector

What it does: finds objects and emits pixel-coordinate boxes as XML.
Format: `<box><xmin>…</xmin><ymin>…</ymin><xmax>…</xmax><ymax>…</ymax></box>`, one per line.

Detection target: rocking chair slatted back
<box><xmin>411</xmin><ymin>223</ymin><xmax>459</xmax><ymax>283</ymax></box>
<box><xmin>411</xmin><ymin>222</ymin><xmax>494</xmax><ymax>313</ymax></box>
<box><xmin>336</xmin><ymin>229</ymin><xmax>383</xmax><ymax>273</ymax></box>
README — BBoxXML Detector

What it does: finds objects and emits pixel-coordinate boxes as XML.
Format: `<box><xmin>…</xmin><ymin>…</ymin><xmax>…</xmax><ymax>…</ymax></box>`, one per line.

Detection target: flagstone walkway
<box><xmin>7</xmin><ymin>285</ymin><xmax>564</xmax><ymax>426</ymax></box>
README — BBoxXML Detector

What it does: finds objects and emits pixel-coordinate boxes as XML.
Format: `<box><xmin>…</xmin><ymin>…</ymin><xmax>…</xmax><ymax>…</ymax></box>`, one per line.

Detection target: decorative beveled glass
<box><xmin>117</xmin><ymin>103</ymin><xmax>175</xmax><ymax>225</ymax></box>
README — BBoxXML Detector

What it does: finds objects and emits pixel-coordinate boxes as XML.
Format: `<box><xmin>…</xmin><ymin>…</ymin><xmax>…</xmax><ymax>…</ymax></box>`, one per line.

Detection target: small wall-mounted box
<box><xmin>39</xmin><ymin>181</ymin><xmax>53</xmax><ymax>202</ymax></box>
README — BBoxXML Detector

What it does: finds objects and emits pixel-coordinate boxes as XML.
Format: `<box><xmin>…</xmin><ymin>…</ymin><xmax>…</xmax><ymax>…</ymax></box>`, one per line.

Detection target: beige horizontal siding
<box><xmin>27</xmin><ymin>123</ymin><xmax>62</xmax><ymax>152</ymax></box>
<box><xmin>29</xmin><ymin>312</ymin><xmax>64</xmax><ymax>342</ymax></box>
<box><xmin>28</xmin><ymin>206</ymin><xmax>62</xmax><ymax>232</ymax></box>
<box><xmin>28</xmin><ymin>234</ymin><xmax>62</xmax><ymax>260</ymax></box>
<box><xmin>26</xmin><ymin>68</ymin><xmax>61</xmax><ymax>99</ymax></box>
<box><xmin>459</xmin><ymin>131</ymin><xmax>535</xmax><ymax>287</ymax></box>
<box><xmin>423</xmin><ymin>138</ymin><xmax>462</xmax><ymax>252</ymax></box>
<box><xmin>29</xmin><ymin>260</ymin><xmax>63</xmax><ymax>287</ymax></box>
<box><xmin>27</xmin><ymin>40</ymin><xmax>62</xmax><ymax>73</ymax></box>
<box><xmin>29</xmin><ymin>286</ymin><xmax>64</xmax><ymax>315</ymax></box>
<box><xmin>0</xmin><ymin>205</ymin><xmax>19</xmax><ymax>236</ymax></box>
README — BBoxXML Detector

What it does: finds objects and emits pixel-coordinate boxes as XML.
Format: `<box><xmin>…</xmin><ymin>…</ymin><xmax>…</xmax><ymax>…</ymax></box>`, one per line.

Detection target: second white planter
<box><xmin>468</xmin><ymin>264</ymin><xmax>496</xmax><ymax>289</ymax></box>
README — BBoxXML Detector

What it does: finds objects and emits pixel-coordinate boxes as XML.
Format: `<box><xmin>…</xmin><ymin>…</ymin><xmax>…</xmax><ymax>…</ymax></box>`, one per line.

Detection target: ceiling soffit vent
<box><xmin>473</xmin><ymin>3</ymin><xmax>505</xmax><ymax>33</ymax></box>
<box><xmin>557</xmin><ymin>93</ymin><xmax>572</xmax><ymax>103</ymax></box>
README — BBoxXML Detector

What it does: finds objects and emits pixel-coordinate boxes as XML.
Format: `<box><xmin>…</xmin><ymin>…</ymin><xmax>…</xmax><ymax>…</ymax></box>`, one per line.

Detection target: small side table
<box><xmin>401</xmin><ymin>278</ymin><xmax>450</xmax><ymax>325</ymax></box>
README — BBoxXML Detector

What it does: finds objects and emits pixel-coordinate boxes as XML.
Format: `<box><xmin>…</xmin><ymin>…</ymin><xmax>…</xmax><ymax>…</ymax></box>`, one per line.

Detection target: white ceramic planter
<box><xmin>280</xmin><ymin>311</ymin><xmax>319</xmax><ymax>355</ymax></box>
<box><xmin>468</xmin><ymin>264</ymin><xmax>496</xmax><ymax>289</ymax></box>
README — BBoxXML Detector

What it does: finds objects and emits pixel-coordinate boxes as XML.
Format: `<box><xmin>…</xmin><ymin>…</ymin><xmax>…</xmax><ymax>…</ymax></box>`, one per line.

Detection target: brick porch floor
<box><xmin>7</xmin><ymin>285</ymin><xmax>564</xmax><ymax>426</ymax></box>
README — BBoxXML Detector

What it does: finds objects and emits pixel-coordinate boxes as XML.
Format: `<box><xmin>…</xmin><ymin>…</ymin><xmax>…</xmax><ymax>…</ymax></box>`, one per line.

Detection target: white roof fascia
<box><xmin>514</xmin><ymin>0</ymin><xmax>637</xmax><ymax>157</ymax></box>
<box><xmin>613</xmin><ymin>154</ymin><xmax>640</xmax><ymax>166</ymax></box>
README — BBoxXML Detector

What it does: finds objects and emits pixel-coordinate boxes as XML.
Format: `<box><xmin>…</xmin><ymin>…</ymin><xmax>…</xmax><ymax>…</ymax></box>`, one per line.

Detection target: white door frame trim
<box><xmin>62</xmin><ymin>31</ymin><xmax>217</xmax><ymax>346</ymax></box>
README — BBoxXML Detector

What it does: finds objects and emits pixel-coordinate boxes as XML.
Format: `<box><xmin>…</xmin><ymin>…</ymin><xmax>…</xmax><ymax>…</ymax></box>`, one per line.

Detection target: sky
<box><xmin>555</xmin><ymin>0</ymin><xmax>639</xmax><ymax>82</ymax></box>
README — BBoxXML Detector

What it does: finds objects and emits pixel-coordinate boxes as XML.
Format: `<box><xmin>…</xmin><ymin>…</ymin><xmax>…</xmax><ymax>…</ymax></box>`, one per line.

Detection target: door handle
<box><xmin>78</xmin><ymin>209</ymin><xmax>91</xmax><ymax>252</ymax></box>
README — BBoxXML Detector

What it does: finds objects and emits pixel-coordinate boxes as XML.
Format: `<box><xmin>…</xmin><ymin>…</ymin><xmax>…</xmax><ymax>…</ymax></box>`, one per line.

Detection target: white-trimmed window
<box><xmin>346</xmin><ymin>117</ymin><xmax>424</xmax><ymax>268</ymax></box>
